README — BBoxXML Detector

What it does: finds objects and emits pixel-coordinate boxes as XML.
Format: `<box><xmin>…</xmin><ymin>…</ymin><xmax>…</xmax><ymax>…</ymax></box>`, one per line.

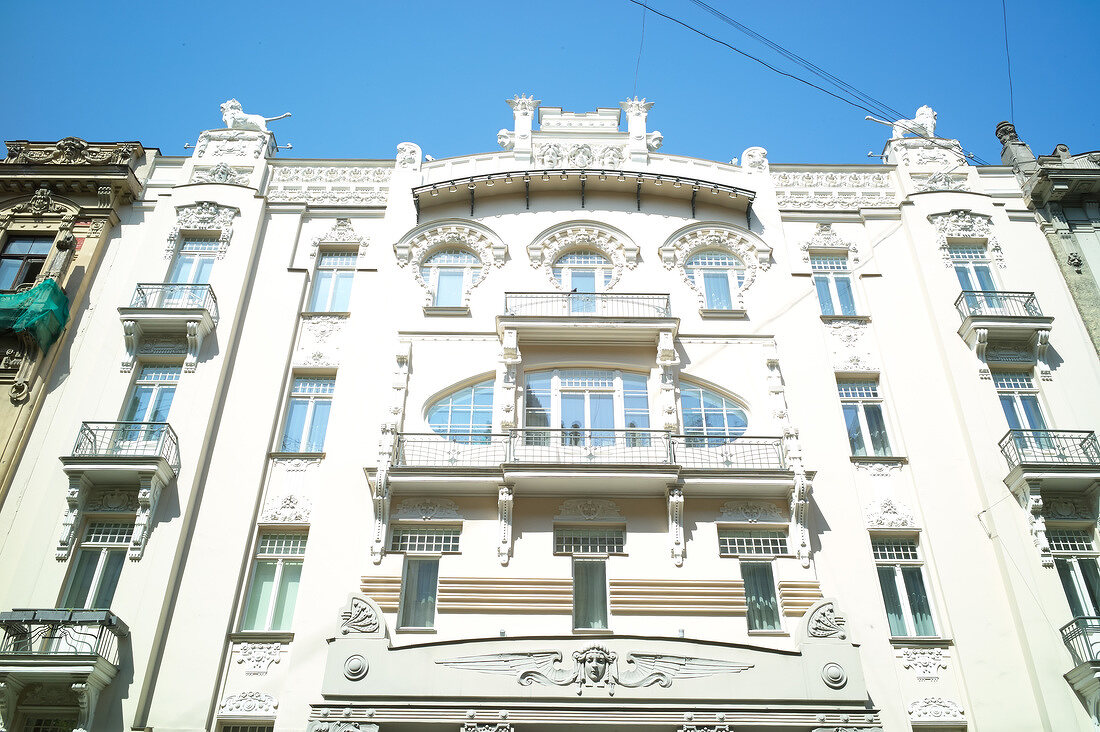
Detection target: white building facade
<box><xmin>0</xmin><ymin>97</ymin><xmax>1098</xmax><ymax>732</ymax></box>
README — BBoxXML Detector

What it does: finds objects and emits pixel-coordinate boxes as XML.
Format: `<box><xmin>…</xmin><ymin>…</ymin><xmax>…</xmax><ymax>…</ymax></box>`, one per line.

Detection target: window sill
<box><xmin>301</xmin><ymin>311</ymin><xmax>350</xmax><ymax>319</ymax></box>
<box><xmin>228</xmin><ymin>631</ymin><xmax>295</xmax><ymax>643</ymax></box>
<box><xmin>573</xmin><ymin>627</ymin><xmax>612</xmax><ymax>635</ymax></box>
<box><xmin>397</xmin><ymin>626</ymin><xmax>438</xmax><ymax>634</ymax></box>
<box><xmin>889</xmin><ymin>636</ymin><xmax>953</xmax><ymax>648</ymax></box>
<box><xmin>747</xmin><ymin>629</ymin><xmax>789</xmax><ymax>637</ymax></box>
<box><xmin>820</xmin><ymin>314</ymin><xmax>870</xmax><ymax>323</ymax></box>
<box><xmin>850</xmin><ymin>455</ymin><xmax>907</xmax><ymax>469</ymax></box>
<box><xmin>423</xmin><ymin>305</ymin><xmax>471</xmax><ymax>317</ymax></box>
<box><xmin>699</xmin><ymin>308</ymin><xmax>747</xmax><ymax>320</ymax></box>
<box><xmin>269</xmin><ymin>451</ymin><xmax>326</xmax><ymax>460</ymax></box>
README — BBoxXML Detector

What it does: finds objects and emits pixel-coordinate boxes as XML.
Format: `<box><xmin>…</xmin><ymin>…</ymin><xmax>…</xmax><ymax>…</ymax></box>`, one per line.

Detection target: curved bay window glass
<box><xmin>680</xmin><ymin>384</ymin><xmax>747</xmax><ymax>446</ymax></box>
<box><xmin>421</xmin><ymin>249</ymin><xmax>481</xmax><ymax>307</ymax></box>
<box><xmin>685</xmin><ymin>251</ymin><xmax>745</xmax><ymax>310</ymax></box>
<box><xmin>552</xmin><ymin>251</ymin><xmax>613</xmax><ymax>313</ymax></box>
<box><xmin>523</xmin><ymin>368</ymin><xmax>650</xmax><ymax>446</ymax></box>
<box><xmin>427</xmin><ymin>379</ymin><xmax>494</xmax><ymax>441</ymax></box>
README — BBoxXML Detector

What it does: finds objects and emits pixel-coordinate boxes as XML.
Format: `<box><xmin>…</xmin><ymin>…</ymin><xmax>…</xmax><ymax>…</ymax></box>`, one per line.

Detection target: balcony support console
<box><xmin>955</xmin><ymin>290</ymin><xmax>1053</xmax><ymax>362</ymax></box>
<box><xmin>118</xmin><ymin>283</ymin><xmax>219</xmax><ymax>373</ymax></box>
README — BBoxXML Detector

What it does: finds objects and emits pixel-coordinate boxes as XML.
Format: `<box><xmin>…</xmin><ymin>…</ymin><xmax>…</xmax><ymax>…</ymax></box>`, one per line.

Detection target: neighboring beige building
<box><xmin>0</xmin><ymin>98</ymin><xmax>1098</xmax><ymax>732</ymax></box>
<box><xmin>0</xmin><ymin>138</ymin><xmax>151</xmax><ymax>503</ymax></box>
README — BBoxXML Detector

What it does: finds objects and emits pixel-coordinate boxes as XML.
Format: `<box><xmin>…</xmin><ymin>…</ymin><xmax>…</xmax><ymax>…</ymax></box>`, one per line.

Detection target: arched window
<box><xmin>552</xmin><ymin>251</ymin><xmax>614</xmax><ymax>314</ymax></box>
<box><xmin>427</xmin><ymin>379</ymin><xmax>494</xmax><ymax>438</ymax></box>
<box><xmin>685</xmin><ymin>251</ymin><xmax>745</xmax><ymax>310</ymax></box>
<box><xmin>420</xmin><ymin>249</ymin><xmax>482</xmax><ymax>307</ymax></box>
<box><xmin>523</xmin><ymin>368</ymin><xmax>650</xmax><ymax>445</ymax></box>
<box><xmin>679</xmin><ymin>384</ymin><xmax>747</xmax><ymax>439</ymax></box>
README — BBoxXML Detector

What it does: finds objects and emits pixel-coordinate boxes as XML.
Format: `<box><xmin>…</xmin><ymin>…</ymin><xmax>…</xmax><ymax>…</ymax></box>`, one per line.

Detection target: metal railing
<box><xmin>954</xmin><ymin>290</ymin><xmax>1043</xmax><ymax>319</ymax></box>
<box><xmin>130</xmin><ymin>283</ymin><xmax>219</xmax><ymax>323</ymax></box>
<box><xmin>673</xmin><ymin>435</ymin><xmax>786</xmax><ymax>469</ymax></box>
<box><xmin>0</xmin><ymin>609</ymin><xmax>128</xmax><ymax>666</ymax></box>
<box><xmin>71</xmin><ymin>421</ymin><xmax>181</xmax><ymax>475</ymax></box>
<box><xmin>504</xmin><ymin>293</ymin><xmax>671</xmax><ymax>318</ymax></box>
<box><xmin>1061</xmin><ymin>616</ymin><xmax>1100</xmax><ymax>665</ymax></box>
<box><xmin>999</xmin><ymin>430</ymin><xmax>1100</xmax><ymax>468</ymax></box>
<box><xmin>393</xmin><ymin>430</ymin><xmax>787</xmax><ymax>470</ymax></box>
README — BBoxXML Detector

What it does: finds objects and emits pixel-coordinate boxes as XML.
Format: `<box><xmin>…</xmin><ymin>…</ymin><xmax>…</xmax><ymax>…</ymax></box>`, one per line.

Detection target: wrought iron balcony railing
<box><xmin>504</xmin><ymin>292</ymin><xmax>672</xmax><ymax>318</ymax></box>
<box><xmin>0</xmin><ymin>609</ymin><xmax>128</xmax><ymax>666</ymax></box>
<box><xmin>129</xmin><ymin>283</ymin><xmax>219</xmax><ymax>323</ymax></box>
<box><xmin>1061</xmin><ymin>616</ymin><xmax>1100</xmax><ymax>666</ymax></box>
<box><xmin>71</xmin><ymin>421</ymin><xmax>181</xmax><ymax>475</ymax></box>
<box><xmin>954</xmin><ymin>290</ymin><xmax>1044</xmax><ymax>319</ymax></box>
<box><xmin>392</xmin><ymin>431</ymin><xmax>787</xmax><ymax>470</ymax></box>
<box><xmin>999</xmin><ymin>430</ymin><xmax>1100</xmax><ymax>468</ymax></box>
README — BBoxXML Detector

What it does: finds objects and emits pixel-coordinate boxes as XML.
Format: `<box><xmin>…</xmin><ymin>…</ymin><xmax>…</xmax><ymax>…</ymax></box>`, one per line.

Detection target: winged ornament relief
<box><xmin>437</xmin><ymin>645</ymin><xmax>753</xmax><ymax>695</ymax></box>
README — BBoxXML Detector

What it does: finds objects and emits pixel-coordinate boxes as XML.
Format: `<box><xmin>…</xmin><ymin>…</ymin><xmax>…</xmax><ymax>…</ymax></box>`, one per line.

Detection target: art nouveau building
<box><xmin>0</xmin><ymin>97</ymin><xmax>1098</xmax><ymax>732</ymax></box>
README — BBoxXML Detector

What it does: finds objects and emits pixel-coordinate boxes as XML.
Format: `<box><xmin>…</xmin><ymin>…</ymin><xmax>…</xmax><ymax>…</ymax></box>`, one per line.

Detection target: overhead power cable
<box><xmin>632</xmin><ymin>2</ymin><xmax>647</xmax><ymax>97</ymax></box>
<box><xmin>1001</xmin><ymin>0</ymin><xmax>1016</xmax><ymax>124</ymax></box>
<box><xmin>626</xmin><ymin>0</ymin><xmax>990</xmax><ymax>165</ymax></box>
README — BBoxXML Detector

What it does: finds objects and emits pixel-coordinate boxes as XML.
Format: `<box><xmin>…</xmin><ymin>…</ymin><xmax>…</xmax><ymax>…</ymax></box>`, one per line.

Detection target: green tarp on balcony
<box><xmin>0</xmin><ymin>278</ymin><xmax>69</xmax><ymax>351</ymax></box>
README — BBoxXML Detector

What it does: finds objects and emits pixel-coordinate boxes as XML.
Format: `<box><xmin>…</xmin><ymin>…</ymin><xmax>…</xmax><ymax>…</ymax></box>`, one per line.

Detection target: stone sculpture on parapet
<box><xmin>891</xmin><ymin>105</ymin><xmax>937</xmax><ymax>139</ymax></box>
<box><xmin>220</xmin><ymin>98</ymin><xmax>292</xmax><ymax>133</ymax></box>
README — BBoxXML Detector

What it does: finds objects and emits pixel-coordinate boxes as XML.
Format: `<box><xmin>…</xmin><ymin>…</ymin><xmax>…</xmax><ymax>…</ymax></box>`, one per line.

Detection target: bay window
<box><xmin>241</xmin><ymin>533</ymin><xmax>306</xmax><ymax>632</ymax></box>
<box><xmin>872</xmin><ymin>536</ymin><xmax>936</xmax><ymax>637</ymax></box>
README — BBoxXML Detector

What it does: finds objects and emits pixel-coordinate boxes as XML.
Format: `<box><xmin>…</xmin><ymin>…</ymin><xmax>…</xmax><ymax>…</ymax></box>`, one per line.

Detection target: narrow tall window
<box><xmin>685</xmin><ymin>251</ymin><xmax>744</xmax><ymax>310</ymax></box>
<box><xmin>123</xmin><ymin>365</ymin><xmax>180</xmax><ymax>423</ymax></box>
<box><xmin>0</xmin><ymin>235</ymin><xmax>51</xmax><ymax>291</ymax></box>
<box><xmin>872</xmin><ymin>537</ymin><xmax>936</xmax><ymax>637</ymax></box>
<box><xmin>421</xmin><ymin>249</ymin><xmax>481</xmax><ymax>308</ymax></box>
<box><xmin>1051</xmin><ymin>529</ymin><xmax>1100</xmax><ymax>618</ymax></box>
<box><xmin>552</xmin><ymin>251</ymin><xmax>613</xmax><ymax>314</ymax></box>
<box><xmin>811</xmin><ymin>254</ymin><xmax>856</xmax><ymax>316</ymax></box>
<box><xmin>280</xmin><ymin>377</ymin><xmax>335</xmax><ymax>452</ymax></box>
<box><xmin>949</xmin><ymin>245</ymin><xmax>997</xmax><ymax>293</ymax></box>
<box><xmin>718</xmin><ymin>529</ymin><xmax>784</xmax><ymax>630</ymax></box>
<box><xmin>837</xmin><ymin>379</ymin><xmax>892</xmax><ymax>457</ymax></box>
<box><xmin>398</xmin><ymin>556</ymin><xmax>440</xmax><ymax>629</ymax></box>
<box><xmin>61</xmin><ymin>522</ymin><xmax>132</xmax><ymax>609</ymax></box>
<box><xmin>241</xmin><ymin>533</ymin><xmax>307</xmax><ymax>632</ymax></box>
<box><xmin>308</xmin><ymin>250</ymin><xmax>356</xmax><ymax>312</ymax></box>
<box><xmin>555</xmin><ymin>526</ymin><xmax>623</xmax><ymax>631</ymax></box>
<box><xmin>169</xmin><ymin>237</ymin><xmax>218</xmax><ymax>285</ymax></box>
<box><xmin>994</xmin><ymin>371</ymin><xmax>1047</xmax><ymax>431</ymax></box>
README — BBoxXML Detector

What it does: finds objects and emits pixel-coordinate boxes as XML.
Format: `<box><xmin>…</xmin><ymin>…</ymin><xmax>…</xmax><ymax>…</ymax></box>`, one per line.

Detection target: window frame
<box><xmin>277</xmin><ymin>375</ymin><xmax>335</xmax><ymax>453</ymax></box>
<box><xmin>993</xmin><ymin>370</ymin><xmax>1049</xmax><ymax>432</ymax></box>
<box><xmin>571</xmin><ymin>556</ymin><xmax>610</xmax><ymax>631</ymax></box>
<box><xmin>871</xmin><ymin>534</ymin><xmax>938</xmax><ymax>638</ymax></box>
<box><xmin>239</xmin><ymin>532</ymin><xmax>308</xmax><ymax>633</ymax></box>
<box><xmin>678</xmin><ymin>382</ymin><xmax>749</xmax><ymax>440</ymax></box>
<box><xmin>551</xmin><ymin>250</ymin><xmax>614</xmax><ymax>294</ymax></box>
<box><xmin>716</xmin><ymin>526</ymin><xmax>787</xmax><ymax>632</ymax></box>
<box><xmin>397</xmin><ymin>554</ymin><xmax>441</xmax><ymax>630</ymax></box>
<box><xmin>420</xmin><ymin>248</ymin><xmax>482</xmax><ymax>308</ymax></box>
<box><xmin>837</xmin><ymin>378</ymin><xmax>893</xmax><ymax>457</ymax></box>
<box><xmin>810</xmin><ymin>254</ymin><xmax>857</xmax><ymax>316</ymax></box>
<box><xmin>553</xmin><ymin>525</ymin><xmax>627</xmax><ymax>556</ymax></box>
<box><xmin>121</xmin><ymin>364</ymin><xmax>182</xmax><ymax>423</ymax></box>
<box><xmin>426</xmin><ymin>378</ymin><xmax>494</xmax><ymax>438</ymax></box>
<box><xmin>0</xmin><ymin>233</ymin><xmax>53</xmax><ymax>292</ymax></box>
<box><xmin>948</xmin><ymin>244</ymin><xmax>999</xmax><ymax>292</ymax></box>
<box><xmin>60</xmin><ymin>521</ymin><xmax>134</xmax><ymax>610</ymax></box>
<box><xmin>684</xmin><ymin>249</ymin><xmax>746</xmax><ymax>311</ymax></box>
<box><xmin>168</xmin><ymin>236</ymin><xmax>220</xmax><ymax>285</ymax></box>
<box><xmin>307</xmin><ymin>248</ymin><xmax>357</xmax><ymax>312</ymax></box>
<box><xmin>1050</xmin><ymin>527</ymin><xmax>1100</xmax><ymax>618</ymax></box>
<box><xmin>522</xmin><ymin>368</ymin><xmax>652</xmax><ymax>435</ymax></box>
<box><xmin>388</xmin><ymin>523</ymin><xmax>462</xmax><ymax>554</ymax></box>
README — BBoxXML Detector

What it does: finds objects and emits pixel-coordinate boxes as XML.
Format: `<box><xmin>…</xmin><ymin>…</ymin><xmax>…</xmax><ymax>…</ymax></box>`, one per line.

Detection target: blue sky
<box><xmin>4</xmin><ymin>0</ymin><xmax>1098</xmax><ymax>165</ymax></box>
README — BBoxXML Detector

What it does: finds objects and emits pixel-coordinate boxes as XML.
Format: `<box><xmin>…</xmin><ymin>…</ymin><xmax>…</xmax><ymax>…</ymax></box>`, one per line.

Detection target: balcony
<box><xmin>388</xmin><ymin>430</ymin><xmax>789</xmax><ymax>494</ymax></box>
<box><xmin>999</xmin><ymin>429</ymin><xmax>1100</xmax><ymax>495</ymax></box>
<box><xmin>0</xmin><ymin>609</ymin><xmax>128</xmax><ymax>731</ymax></box>
<box><xmin>498</xmin><ymin>292</ymin><xmax>678</xmax><ymax>346</ymax></box>
<box><xmin>58</xmin><ymin>422</ymin><xmax>180</xmax><ymax>560</ymax></box>
<box><xmin>954</xmin><ymin>290</ymin><xmax>1053</xmax><ymax>362</ymax></box>
<box><xmin>118</xmin><ymin>283</ymin><xmax>219</xmax><ymax>372</ymax></box>
<box><xmin>1061</xmin><ymin>616</ymin><xmax>1100</xmax><ymax>722</ymax></box>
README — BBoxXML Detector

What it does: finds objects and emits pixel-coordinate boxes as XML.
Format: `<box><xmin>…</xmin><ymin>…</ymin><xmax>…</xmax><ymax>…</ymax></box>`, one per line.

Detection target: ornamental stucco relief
<box><xmin>393</xmin><ymin>497</ymin><xmax>461</xmax><ymax>521</ymax></box>
<box><xmin>528</xmin><ymin>223</ymin><xmax>637</xmax><ymax>291</ymax></box>
<box><xmin>555</xmin><ymin>498</ymin><xmax>623</xmax><ymax>521</ymax></box>
<box><xmin>826</xmin><ymin>321</ymin><xmax>877</xmax><ymax>373</ymax></box>
<box><xmin>165</xmin><ymin>201</ymin><xmax>238</xmax><ymax>259</ymax></box>
<box><xmin>310</xmin><ymin>218</ymin><xmax>368</xmax><ymax>258</ymax></box>
<box><xmin>219</xmin><ymin>691</ymin><xmax>278</xmax><ymax>715</ymax></box>
<box><xmin>800</xmin><ymin>223</ymin><xmax>859</xmax><ymax>263</ymax></box>
<box><xmin>236</xmin><ymin>642</ymin><xmax>282</xmax><ymax>675</ymax></box>
<box><xmin>718</xmin><ymin>500</ymin><xmax>785</xmax><ymax>523</ymax></box>
<box><xmin>659</xmin><ymin>225</ymin><xmax>771</xmax><ymax>307</ymax></box>
<box><xmin>864</xmin><ymin>498</ymin><xmax>917</xmax><ymax>528</ymax></box>
<box><xmin>294</xmin><ymin>315</ymin><xmax>346</xmax><ymax>367</ymax></box>
<box><xmin>907</xmin><ymin>696</ymin><xmax>964</xmax><ymax>721</ymax></box>
<box><xmin>900</xmin><ymin>648</ymin><xmax>948</xmax><ymax>681</ymax></box>
<box><xmin>928</xmin><ymin>209</ymin><xmax>1005</xmax><ymax>268</ymax></box>
<box><xmin>260</xmin><ymin>493</ymin><xmax>311</xmax><ymax>523</ymax></box>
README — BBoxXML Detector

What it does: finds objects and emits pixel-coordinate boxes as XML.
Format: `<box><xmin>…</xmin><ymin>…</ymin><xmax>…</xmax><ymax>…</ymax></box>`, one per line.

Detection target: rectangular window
<box><xmin>169</xmin><ymin>236</ymin><xmax>218</xmax><ymax>285</ymax></box>
<box><xmin>0</xmin><ymin>235</ymin><xmax>52</xmax><ymax>291</ymax></box>
<box><xmin>718</xmin><ymin>529</ymin><xmax>788</xmax><ymax>556</ymax></box>
<box><xmin>240</xmin><ymin>533</ymin><xmax>306</xmax><ymax>632</ymax></box>
<box><xmin>122</xmin><ymin>365</ymin><xmax>181</xmax><ymax>423</ymax></box>
<box><xmin>398</xmin><ymin>556</ymin><xmax>439</xmax><ymax>629</ymax></box>
<box><xmin>872</xmin><ymin>537</ymin><xmax>936</xmax><ymax>637</ymax></box>
<box><xmin>1051</xmin><ymin>529</ymin><xmax>1100</xmax><ymax>618</ymax></box>
<box><xmin>21</xmin><ymin>717</ymin><xmax>79</xmax><ymax>732</ymax></box>
<box><xmin>993</xmin><ymin>371</ymin><xmax>1047</xmax><ymax>432</ymax></box>
<box><xmin>218</xmin><ymin>725</ymin><xmax>276</xmax><ymax>732</ymax></box>
<box><xmin>717</xmin><ymin>529</ymin><xmax>784</xmax><ymax>631</ymax></box>
<box><xmin>61</xmin><ymin>521</ymin><xmax>132</xmax><ymax>609</ymax></box>
<box><xmin>554</xmin><ymin>527</ymin><xmax>625</xmax><ymax>555</ymax></box>
<box><xmin>308</xmin><ymin>250</ymin><xmax>356</xmax><ymax>312</ymax></box>
<box><xmin>810</xmin><ymin>255</ymin><xmax>856</xmax><ymax>316</ymax></box>
<box><xmin>837</xmin><ymin>379</ymin><xmax>892</xmax><ymax>457</ymax></box>
<box><xmin>572</xmin><ymin>558</ymin><xmax>608</xmax><ymax>630</ymax></box>
<box><xmin>389</xmin><ymin>525</ymin><xmax>461</xmax><ymax>553</ymax></box>
<box><xmin>280</xmin><ymin>376</ymin><xmax>335</xmax><ymax>452</ymax></box>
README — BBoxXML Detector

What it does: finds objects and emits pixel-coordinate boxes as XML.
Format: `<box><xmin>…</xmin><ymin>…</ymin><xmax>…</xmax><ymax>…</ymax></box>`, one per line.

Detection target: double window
<box><xmin>718</xmin><ymin>529</ymin><xmax>784</xmax><ymax>631</ymax></box>
<box><xmin>1052</xmin><ymin>529</ymin><xmax>1100</xmax><ymax>618</ymax></box>
<box><xmin>279</xmin><ymin>377</ymin><xmax>334</xmax><ymax>452</ymax></box>
<box><xmin>393</xmin><ymin>525</ymin><xmax>459</xmax><ymax>630</ymax></box>
<box><xmin>241</xmin><ymin>533</ymin><xmax>306</xmax><ymax>632</ymax></box>
<box><xmin>524</xmin><ymin>369</ymin><xmax>649</xmax><ymax>445</ymax></box>
<box><xmin>427</xmin><ymin>379</ymin><xmax>493</xmax><ymax>440</ymax></box>
<box><xmin>994</xmin><ymin>371</ymin><xmax>1047</xmax><ymax>432</ymax></box>
<box><xmin>555</xmin><ymin>526</ymin><xmax>624</xmax><ymax>631</ymax></box>
<box><xmin>421</xmin><ymin>249</ymin><xmax>481</xmax><ymax>308</ymax></box>
<box><xmin>169</xmin><ymin>237</ymin><xmax>218</xmax><ymax>285</ymax></box>
<box><xmin>308</xmin><ymin>250</ymin><xmax>356</xmax><ymax>312</ymax></box>
<box><xmin>811</xmin><ymin>254</ymin><xmax>856</xmax><ymax>316</ymax></box>
<box><xmin>872</xmin><ymin>537</ymin><xmax>936</xmax><ymax>637</ymax></box>
<box><xmin>123</xmin><ymin>365</ymin><xmax>179</xmax><ymax>423</ymax></box>
<box><xmin>552</xmin><ymin>251</ymin><xmax>613</xmax><ymax>313</ymax></box>
<box><xmin>837</xmin><ymin>379</ymin><xmax>892</xmax><ymax>457</ymax></box>
<box><xmin>0</xmin><ymin>235</ymin><xmax>52</xmax><ymax>291</ymax></box>
<box><xmin>61</xmin><ymin>521</ymin><xmax>131</xmax><ymax>609</ymax></box>
<box><xmin>685</xmin><ymin>250</ymin><xmax>745</xmax><ymax>310</ymax></box>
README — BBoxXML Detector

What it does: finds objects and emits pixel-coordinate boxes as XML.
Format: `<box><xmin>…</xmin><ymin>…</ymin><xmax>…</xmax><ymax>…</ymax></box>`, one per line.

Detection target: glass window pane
<box><xmin>1057</xmin><ymin>559</ymin><xmax>1088</xmax><ymax>617</ymax></box>
<box><xmin>192</xmin><ymin>256</ymin><xmax>214</xmax><ymax>285</ymax></box>
<box><xmin>999</xmin><ymin>394</ymin><xmax>1024</xmax><ymax>431</ymax></box>
<box><xmin>901</xmin><ymin>566</ymin><xmax>936</xmax><ymax>636</ymax></box>
<box><xmin>305</xmin><ymin>399</ymin><xmax>331</xmax><ymax>452</ymax></box>
<box><xmin>1081</xmin><ymin>559</ymin><xmax>1100</xmax><ymax>615</ymax></box>
<box><xmin>835</xmin><ymin>276</ymin><xmax>856</xmax><ymax>315</ymax></box>
<box><xmin>169</xmin><ymin>254</ymin><xmax>196</xmax><ymax>284</ymax></box>
<box><xmin>975</xmin><ymin>265</ymin><xmax>997</xmax><ymax>292</ymax></box>
<box><xmin>953</xmin><ymin>265</ymin><xmax>975</xmax><ymax>290</ymax></box>
<box><xmin>309</xmin><ymin>270</ymin><xmax>334</xmax><ymax>311</ymax></box>
<box><xmin>573</xmin><ymin>559</ymin><xmax>608</xmax><ymax>630</ymax></box>
<box><xmin>241</xmin><ymin>560</ymin><xmax>278</xmax><ymax>630</ymax></box>
<box><xmin>330</xmin><ymin>271</ymin><xmax>353</xmax><ymax>311</ymax></box>
<box><xmin>435</xmin><ymin>269</ymin><xmax>465</xmax><ymax>307</ymax></box>
<box><xmin>877</xmin><ymin>566</ymin><xmax>908</xmax><ymax>636</ymax></box>
<box><xmin>703</xmin><ymin>271</ymin><xmax>733</xmax><ymax>309</ymax></box>
<box><xmin>149</xmin><ymin>387</ymin><xmax>175</xmax><ymax>423</ymax></box>
<box><xmin>1020</xmin><ymin>395</ymin><xmax>1047</xmax><ymax>431</ymax></box>
<box><xmin>842</xmin><ymin>404</ymin><xmax>866</xmax><ymax>456</ymax></box>
<box><xmin>0</xmin><ymin>260</ymin><xmax>21</xmax><ymax>290</ymax></box>
<box><xmin>91</xmin><ymin>550</ymin><xmax>125</xmax><ymax>609</ymax></box>
<box><xmin>743</xmin><ymin>562</ymin><xmax>781</xmax><ymax>630</ymax></box>
<box><xmin>271</xmin><ymin>561</ymin><xmax>302</xmax><ymax>631</ymax></box>
<box><xmin>62</xmin><ymin>551</ymin><xmax>100</xmax><ymax>608</ymax></box>
<box><xmin>281</xmin><ymin>398</ymin><xmax>308</xmax><ymax>451</ymax></box>
<box><xmin>400</xmin><ymin>558</ymin><xmax>439</xmax><ymax>628</ymax></box>
<box><xmin>123</xmin><ymin>385</ymin><xmax>154</xmax><ymax>422</ymax></box>
<box><xmin>814</xmin><ymin>277</ymin><xmax>835</xmax><ymax>315</ymax></box>
<box><xmin>863</xmin><ymin>404</ymin><xmax>892</xmax><ymax>457</ymax></box>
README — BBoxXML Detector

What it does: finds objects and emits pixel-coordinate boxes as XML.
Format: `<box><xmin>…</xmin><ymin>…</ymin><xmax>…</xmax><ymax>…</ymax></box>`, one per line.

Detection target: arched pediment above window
<box><xmin>0</xmin><ymin>187</ymin><xmax>80</xmax><ymax>220</ymax></box>
<box><xmin>527</xmin><ymin>222</ymin><xmax>638</xmax><ymax>291</ymax></box>
<box><xmin>660</xmin><ymin>223</ymin><xmax>772</xmax><ymax>306</ymax></box>
<box><xmin>394</xmin><ymin>220</ymin><xmax>506</xmax><ymax>306</ymax></box>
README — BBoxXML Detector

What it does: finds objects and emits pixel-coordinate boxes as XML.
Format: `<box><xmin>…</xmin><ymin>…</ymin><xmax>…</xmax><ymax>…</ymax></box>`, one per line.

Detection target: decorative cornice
<box><xmin>3</xmin><ymin>137</ymin><xmax>143</xmax><ymax>166</ymax></box>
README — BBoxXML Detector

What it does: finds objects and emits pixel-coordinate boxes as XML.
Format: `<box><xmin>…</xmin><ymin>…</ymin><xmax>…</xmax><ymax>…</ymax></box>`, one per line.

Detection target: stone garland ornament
<box><xmin>901</xmin><ymin>648</ymin><xmax>948</xmax><ymax>681</ymax></box>
<box><xmin>437</xmin><ymin>645</ymin><xmax>753</xmax><ymax>696</ymax></box>
<box><xmin>907</xmin><ymin>697</ymin><xmax>965</xmax><ymax>722</ymax></box>
<box><xmin>659</xmin><ymin>226</ymin><xmax>772</xmax><ymax>308</ymax></box>
<box><xmin>13</xmin><ymin>187</ymin><xmax>67</xmax><ymax>216</ymax></box>
<box><xmin>195</xmin><ymin>129</ymin><xmax>274</xmax><ymax>159</ymax></box>
<box><xmin>800</xmin><ymin>223</ymin><xmax>859</xmax><ymax>263</ymax></box>
<box><xmin>191</xmin><ymin>162</ymin><xmax>251</xmax><ymax>185</ymax></box>
<box><xmin>165</xmin><ymin>201</ymin><xmax>239</xmax><ymax>259</ymax></box>
<box><xmin>260</xmin><ymin>493</ymin><xmax>312</xmax><ymax>523</ymax></box>
<box><xmin>864</xmin><ymin>497</ymin><xmax>917</xmax><ymax>528</ymax></box>
<box><xmin>928</xmin><ymin>210</ymin><xmax>1004</xmax><ymax>268</ymax></box>
<box><xmin>4</xmin><ymin>136</ymin><xmax>141</xmax><ymax>165</ymax></box>
<box><xmin>718</xmin><ymin>500</ymin><xmax>785</xmax><ymax>523</ymax></box>
<box><xmin>310</xmin><ymin>217</ymin><xmax>368</xmax><ymax>258</ymax></box>
<box><xmin>555</xmin><ymin>498</ymin><xmax>623</xmax><ymax>521</ymax></box>
<box><xmin>219</xmin><ymin>691</ymin><xmax>278</xmax><ymax>715</ymax></box>
<box><xmin>236</xmin><ymin>642</ymin><xmax>282</xmax><ymax>675</ymax></box>
<box><xmin>393</xmin><ymin>497</ymin><xmax>461</xmax><ymax>521</ymax></box>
